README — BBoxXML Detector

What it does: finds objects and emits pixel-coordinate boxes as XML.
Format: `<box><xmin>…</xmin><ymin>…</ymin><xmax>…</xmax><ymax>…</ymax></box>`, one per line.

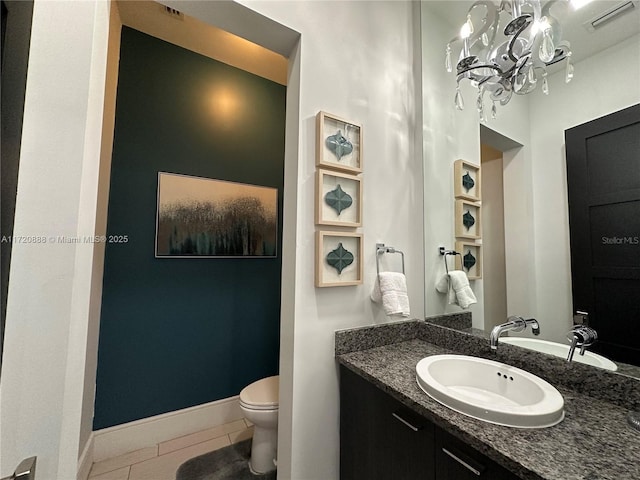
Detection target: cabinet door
<box><xmin>435</xmin><ymin>427</ymin><xmax>520</xmax><ymax>480</ymax></box>
<box><xmin>340</xmin><ymin>366</ymin><xmax>380</xmax><ymax>479</ymax></box>
<box><xmin>340</xmin><ymin>366</ymin><xmax>435</xmax><ymax>480</ymax></box>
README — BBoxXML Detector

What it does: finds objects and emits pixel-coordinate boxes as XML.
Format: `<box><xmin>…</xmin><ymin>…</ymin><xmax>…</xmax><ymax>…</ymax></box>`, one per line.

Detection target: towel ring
<box><xmin>376</xmin><ymin>243</ymin><xmax>405</xmax><ymax>276</ymax></box>
<box><xmin>439</xmin><ymin>247</ymin><xmax>460</xmax><ymax>275</ymax></box>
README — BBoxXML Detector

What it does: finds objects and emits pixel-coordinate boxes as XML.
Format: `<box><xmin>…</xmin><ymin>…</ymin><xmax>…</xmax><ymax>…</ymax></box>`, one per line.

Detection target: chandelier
<box><xmin>446</xmin><ymin>0</ymin><xmax>574</xmax><ymax>120</ymax></box>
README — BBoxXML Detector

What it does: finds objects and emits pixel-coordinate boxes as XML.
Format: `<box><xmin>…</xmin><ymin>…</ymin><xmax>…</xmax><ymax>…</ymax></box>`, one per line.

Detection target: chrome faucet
<box><xmin>566</xmin><ymin>325</ymin><xmax>598</xmax><ymax>363</ymax></box>
<box><xmin>489</xmin><ymin>316</ymin><xmax>541</xmax><ymax>350</ymax></box>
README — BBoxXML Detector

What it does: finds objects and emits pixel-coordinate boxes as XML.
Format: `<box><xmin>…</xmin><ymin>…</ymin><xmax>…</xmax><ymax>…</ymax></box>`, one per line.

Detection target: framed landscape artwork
<box><xmin>156</xmin><ymin>172</ymin><xmax>278</xmax><ymax>258</ymax></box>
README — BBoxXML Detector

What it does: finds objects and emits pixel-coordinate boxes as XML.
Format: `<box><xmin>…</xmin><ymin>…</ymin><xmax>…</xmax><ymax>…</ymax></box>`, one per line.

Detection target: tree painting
<box><xmin>156</xmin><ymin>173</ymin><xmax>277</xmax><ymax>257</ymax></box>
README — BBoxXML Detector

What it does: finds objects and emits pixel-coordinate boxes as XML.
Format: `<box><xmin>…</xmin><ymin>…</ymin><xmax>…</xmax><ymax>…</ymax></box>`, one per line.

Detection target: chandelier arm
<box><xmin>456</xmin><ymin>63</ymin><xmax>503</xmax><ymax>82</ymax></box>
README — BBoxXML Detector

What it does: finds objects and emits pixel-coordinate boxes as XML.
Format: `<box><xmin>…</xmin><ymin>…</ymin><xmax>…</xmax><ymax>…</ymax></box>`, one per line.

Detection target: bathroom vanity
<box><xmin>341</xmin><ymin>365</ymin><xmax>518</xmax><ymax>480</ymax></box>
<box><xmin>336</xmin><ymin>317</ymin><xmax>640</xmax><ymax>480</ymax></box>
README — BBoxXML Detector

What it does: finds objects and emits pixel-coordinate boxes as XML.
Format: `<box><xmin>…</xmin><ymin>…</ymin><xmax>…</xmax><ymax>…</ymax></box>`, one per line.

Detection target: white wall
<box><xmin>528</xmin><ymin>34</ymin><xmax>640</xmax><ymax>342</ymax></box>
<box><xmin>0</xmin><ymin>2</ymin><xmax>110</xmax><ymax>479</ymax></box>
<box><xmin>78</xmin><ymin>0</ymin><xmax>123</xmax><ymax>458</ymax></box>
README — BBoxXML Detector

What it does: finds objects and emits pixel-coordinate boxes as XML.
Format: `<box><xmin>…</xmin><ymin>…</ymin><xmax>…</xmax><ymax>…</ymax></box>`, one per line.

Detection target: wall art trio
<box><xmin>453</xmin><ymin>159</ymin><xmax>482</xmax><ymax>279</ymax></box>
<box><xmin>315</xmin><ymin>112</ymin><xmax>363</xmax><ymax>287</ymax></box>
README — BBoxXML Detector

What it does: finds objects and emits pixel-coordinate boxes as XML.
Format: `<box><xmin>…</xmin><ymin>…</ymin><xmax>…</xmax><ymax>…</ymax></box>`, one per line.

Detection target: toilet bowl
<box><xmin>239</xmin><ymin>375</ymin><xmax>279</xmax><ymax>474</ymax></box>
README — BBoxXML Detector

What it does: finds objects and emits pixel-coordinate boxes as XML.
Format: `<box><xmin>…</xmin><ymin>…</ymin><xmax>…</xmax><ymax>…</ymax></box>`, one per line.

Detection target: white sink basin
<box><xmin>416</xmin><ymin>354</ymin><xmax>564</xmax><ymax>428</ymax></box>
<box><xmin>500</xmin><ymin>337</ymin><xmax>618</xmax><ymax>372</ymax></box>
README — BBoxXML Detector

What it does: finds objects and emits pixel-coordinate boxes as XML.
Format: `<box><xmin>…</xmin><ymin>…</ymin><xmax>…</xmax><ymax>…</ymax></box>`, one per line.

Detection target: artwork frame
<box><xmin>454</xmin><ymin>159</ymin><xmax>481</xmax><ymax>201</ymax></box>
<box><xmin>316</xmin><ymin>111</ymin><xmax>362</xmax><ymax>174</ymax></box>
<box><xmin>155</xmin><ymin>172</ymin><xmax>278</xmax><ymax>258</ymax></box>
<box><xmin>455</xmin><ymin>199</ymin><xmax>482</xmax><ymax>240</ymax></box>
<box><xmin>455</xmin><ymin>241</ymin><xmax>482</xmax><ymax>280</ymax></box>
<box><xmin>315</xmin><ymin>231</ymin><xmax>363</xmax><ymax>287</ymax></box>
<box><xmin>315</xmin><ymin>168</ymin><xmax>362</xmax><ymax>227</ymax></box>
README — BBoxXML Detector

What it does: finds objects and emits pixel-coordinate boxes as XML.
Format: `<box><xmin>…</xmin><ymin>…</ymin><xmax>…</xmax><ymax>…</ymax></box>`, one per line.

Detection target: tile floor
<box><xmin>88</xmin><ymin>419</ymin><xmax>254</xmax><ymax>480</ymax></box>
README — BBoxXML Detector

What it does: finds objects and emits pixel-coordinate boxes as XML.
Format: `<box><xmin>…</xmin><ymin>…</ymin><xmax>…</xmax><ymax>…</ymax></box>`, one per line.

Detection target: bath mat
<box><xmin>175</xmin><ymin>439</ymin><xmax>276</xmax><ymax>480</ymax></box>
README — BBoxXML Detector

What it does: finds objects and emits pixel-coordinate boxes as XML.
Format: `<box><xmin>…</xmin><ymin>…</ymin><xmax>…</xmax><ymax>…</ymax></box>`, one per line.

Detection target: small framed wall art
<box><xmin>455</xmin><ymin>199</ymin><xmax>482</xmax><ymax>240</ymax></box>
<box><xmin>455</xmin><ymin>241</ymin><xmax>482</xmax><ymax>279</ymax></box>
<box><xmin>454</xmin><ymin>159</ymin><xmax>481</xmax><ymax>202</ymax></box>
<box><xmin>316</xmin><ymin>111</ymin><xmax>362</xmax><ymax>174</ymax></box>
<box><xmin>315</xmin><ymin>231</ymin><xmax>363</xmax><ymax>287</ymax></box>
<box><xmin>315</xmin><ymin>168</ymin><xmax>362</xmax><ymax>227</ymax></box>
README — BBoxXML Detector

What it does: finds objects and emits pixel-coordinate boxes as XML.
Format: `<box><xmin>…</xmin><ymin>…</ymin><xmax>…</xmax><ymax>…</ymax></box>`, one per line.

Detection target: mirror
<box><xmin>421</xmin><ymin>1</ymin><xmax>640</xmax><ymax>377</ymax></box>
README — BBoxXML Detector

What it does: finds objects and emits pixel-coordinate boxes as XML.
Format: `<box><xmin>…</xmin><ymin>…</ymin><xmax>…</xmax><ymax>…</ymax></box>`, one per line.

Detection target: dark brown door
<box><xmin>565</xmin><ymin>104</ymin><xmax>640</xmax><ymax>366</ymax></box>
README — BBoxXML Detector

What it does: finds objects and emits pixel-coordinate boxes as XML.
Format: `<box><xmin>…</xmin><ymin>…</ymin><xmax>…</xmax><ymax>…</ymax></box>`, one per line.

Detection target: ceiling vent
<box><xmin>161</xmin><ymin>5</ymin><xmax>184</xmax><ymax>20</ymax></box>
<box><xmin>583</xmin><ymin>1</ymin><xmax>637</xmax><ymax>32</ymax></box>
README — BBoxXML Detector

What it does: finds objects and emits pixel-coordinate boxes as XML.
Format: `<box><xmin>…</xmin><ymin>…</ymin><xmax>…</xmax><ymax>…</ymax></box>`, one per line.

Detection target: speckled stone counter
<box><xmin>335</xmin><ymin>318</ymin><xmax>640</xmax><ymax>480</ymax></box>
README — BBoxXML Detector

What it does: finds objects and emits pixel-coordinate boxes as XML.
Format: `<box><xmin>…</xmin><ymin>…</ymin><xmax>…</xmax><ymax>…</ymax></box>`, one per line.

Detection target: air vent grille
<box><xmin>162</xmin><ymin>5</ymin><xmax>184</xmax><ymax>20</ymax></box>
<box><xmin>584</xmin><ymin>0</ymin><xmax>636</xmax><ymax>32</ymax></box>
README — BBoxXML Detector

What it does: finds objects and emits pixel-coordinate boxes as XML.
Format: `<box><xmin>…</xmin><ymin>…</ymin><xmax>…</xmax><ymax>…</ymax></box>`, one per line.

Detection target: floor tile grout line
<box><xmin>90</xmin><ymin>422</ymin><xmax>251</xmax><ymax>479</ymax></box>
<box><xmin>158</xmin><ymin>425</ymin><xmax>250</xmax><ymax>456</ymax></box>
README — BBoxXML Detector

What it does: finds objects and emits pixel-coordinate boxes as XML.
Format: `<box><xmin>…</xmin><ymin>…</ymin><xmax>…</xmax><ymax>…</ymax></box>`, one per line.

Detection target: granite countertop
<box><xmin>337</xmin><ymin>335</ymin><xmax>640</xmax><ymax>480</ymax></box>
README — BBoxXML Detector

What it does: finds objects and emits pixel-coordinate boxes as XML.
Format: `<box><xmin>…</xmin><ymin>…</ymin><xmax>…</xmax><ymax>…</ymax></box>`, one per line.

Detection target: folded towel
<box><xmin>435</xmin><ymin>274</ymin><xmax>457</xmax><ymax>304</ymax></box>
<box><xmin>435</xmin><ymin>270</ymin><xmax>477</xmax><ymax>309</ymax></box>
<box><xmin>371</xmin><ymin>272</ymin><xmax>410</xmax><ymax>317</ymax></box>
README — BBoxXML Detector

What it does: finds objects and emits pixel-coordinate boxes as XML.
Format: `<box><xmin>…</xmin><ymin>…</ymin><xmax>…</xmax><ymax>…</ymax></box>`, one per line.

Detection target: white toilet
<box><xmin>239</xmin><ymin>375</ymin><xmax>279</xmax><ymax>474</ymax></box>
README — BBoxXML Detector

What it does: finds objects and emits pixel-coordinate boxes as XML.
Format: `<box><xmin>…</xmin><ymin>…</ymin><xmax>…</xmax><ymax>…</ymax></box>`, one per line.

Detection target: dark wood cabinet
<box><xmin>340</xmin><ymin>366</ymin><xmax>435</xmax><ymax>480</ymax></box>
<box><xmin>340</xmin><ymin>365</ymin><xmax>520</xmax><ymax>480</ymax></box>
<box><xmin>435</xmin><ymin>427</ymin><xmax>519</xmax><ymax>480</ymax></box>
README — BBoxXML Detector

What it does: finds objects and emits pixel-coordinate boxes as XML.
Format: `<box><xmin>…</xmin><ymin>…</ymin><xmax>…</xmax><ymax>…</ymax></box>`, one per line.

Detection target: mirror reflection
<box><xmin>422</xmin><ymin>1</ymin><xmax>640</xmax><ymax>377</ymax></box>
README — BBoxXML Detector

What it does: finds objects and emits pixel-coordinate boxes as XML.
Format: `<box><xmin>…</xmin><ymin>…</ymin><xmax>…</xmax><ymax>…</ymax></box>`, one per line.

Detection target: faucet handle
<box><xmin>527</xmin><ymin>318</ymin><xmax>540</xmax><ymax>335</ymax></box>
<box><xmin>566</xmin><ymin>325</ymin><xmax>598</xmax><ymax>356</ymax></box>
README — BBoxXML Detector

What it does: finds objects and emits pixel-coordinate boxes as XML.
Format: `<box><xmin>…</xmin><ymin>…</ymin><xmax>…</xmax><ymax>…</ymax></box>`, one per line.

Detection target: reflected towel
<box><xmin>435</xmin><ymin>271</ymin><xmax>477</xmax><ymax>309</ymax></box>
<box><xmin>371</xmin><ymin>272</ymin><xmax>411</xmax><ymax>317</ymax></box>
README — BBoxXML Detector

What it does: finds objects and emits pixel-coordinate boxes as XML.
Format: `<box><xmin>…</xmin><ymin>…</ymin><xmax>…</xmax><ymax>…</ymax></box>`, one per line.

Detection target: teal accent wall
<box><xmin>93</xmin><ymin>27</ymin><xmax>285</xmax><ymax>430</ymax></box>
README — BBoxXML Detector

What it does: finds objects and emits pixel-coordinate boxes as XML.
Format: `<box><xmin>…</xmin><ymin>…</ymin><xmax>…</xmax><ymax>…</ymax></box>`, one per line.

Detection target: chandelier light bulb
<box><xmin>533</xmin><ymin>16</ymin><xmax>551</xmax><ymax>35</ymax></box>
<box><xmin>445</xmin><ymin>44</ymin><xmax>452</xmax><ymax>73</ymax></box>
<box><xmin>460</xmin><ymin>19</ymin><xmax>473</xmax><ymax>39</ymax></box>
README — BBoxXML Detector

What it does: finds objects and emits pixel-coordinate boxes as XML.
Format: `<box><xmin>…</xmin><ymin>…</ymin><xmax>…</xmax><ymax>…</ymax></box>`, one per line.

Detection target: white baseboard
<box><xmin>77</xmin><ymin>433</ymin><xmax>95</xmax><ymax>480</ymax></box>
<box><xmin>92</xmin><ymin>395</ymin><xmax>242</xmax><ymax>462</ymax></box>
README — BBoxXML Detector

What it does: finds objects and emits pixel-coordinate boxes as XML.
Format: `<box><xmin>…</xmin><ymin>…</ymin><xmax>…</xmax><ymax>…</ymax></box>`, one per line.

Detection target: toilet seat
<box><xmin>239</xmin><ymin>375</ymin><xmax>279</xmax><ymax>410</ymax></box>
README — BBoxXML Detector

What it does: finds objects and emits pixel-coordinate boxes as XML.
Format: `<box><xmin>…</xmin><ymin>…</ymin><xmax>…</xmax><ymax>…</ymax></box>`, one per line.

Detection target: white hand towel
<box><xmin>371</xmin><ymin>272</ymin><xmax>411</xmax><ymax>317</ymax></box>
<box><xmin>435</xmin><ymin>274</ymin><xmax>456</xmax><ymax>305</ymax></box>
<box><xmin>435</xmin><ymin>271</ymin><xmax>477</xmax><ymax>309</ymax></box>
<box><xmin>449</xmin><ymin>271</ymin><xmax>477</xmax><ymax>309</ymax></box>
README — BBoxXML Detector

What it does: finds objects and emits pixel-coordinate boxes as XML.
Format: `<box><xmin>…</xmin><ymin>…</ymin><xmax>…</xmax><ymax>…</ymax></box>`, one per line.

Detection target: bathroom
<box><xmin>0</xmin><ymin>1</ymin><xmax>638</xmax><ymax>479</ymax></box>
